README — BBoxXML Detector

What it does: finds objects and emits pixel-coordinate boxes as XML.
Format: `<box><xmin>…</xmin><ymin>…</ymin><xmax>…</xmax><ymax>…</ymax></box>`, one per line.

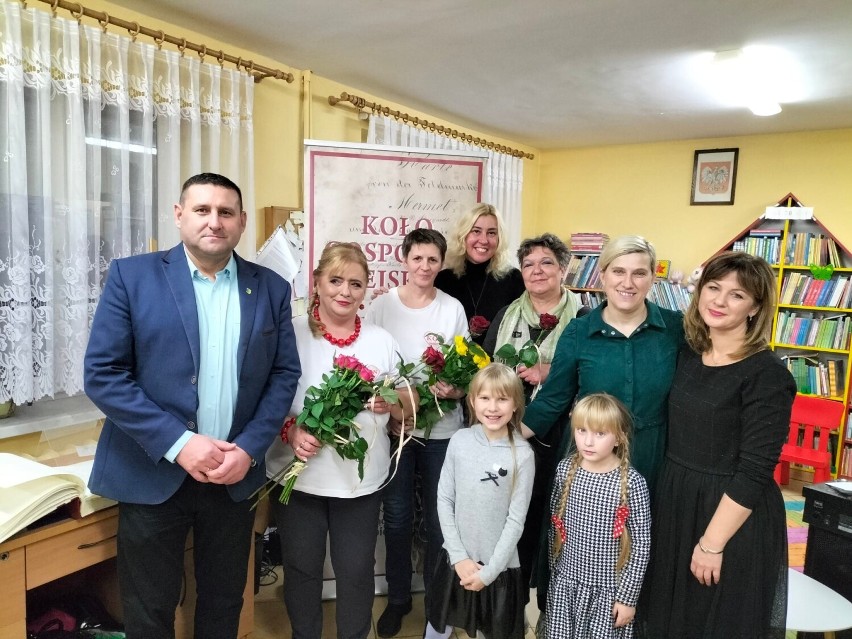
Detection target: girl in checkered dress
<box><xmin>545</xmin><ymin>394</ymin><xmax>651</xmax><ymax>639</ymax></box>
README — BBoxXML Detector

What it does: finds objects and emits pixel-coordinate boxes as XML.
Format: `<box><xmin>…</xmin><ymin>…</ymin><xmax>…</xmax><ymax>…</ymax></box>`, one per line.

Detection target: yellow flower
<box><xmin>476</xmin><ymin>354</ymin><xmax>491</xmax><ymax>369</ymax></box>
<box><xmin>454</xmin><ymin>335</ymin><xmax>468</xmax><ymax>356</ymax></box>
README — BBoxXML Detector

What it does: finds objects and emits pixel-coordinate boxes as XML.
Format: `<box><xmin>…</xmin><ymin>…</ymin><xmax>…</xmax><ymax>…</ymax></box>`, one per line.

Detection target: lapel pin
<box><xmin>246</xmin><ymin>288</ymin><xmax>252</xmax><ymax>295</ymax></box>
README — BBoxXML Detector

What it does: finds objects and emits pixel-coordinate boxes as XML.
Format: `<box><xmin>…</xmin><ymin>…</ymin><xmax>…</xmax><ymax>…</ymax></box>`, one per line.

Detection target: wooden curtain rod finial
<box><xmin>328</xmin><ymin>95</ymin><xmax>341</xmax><ymax>106</ymax></box>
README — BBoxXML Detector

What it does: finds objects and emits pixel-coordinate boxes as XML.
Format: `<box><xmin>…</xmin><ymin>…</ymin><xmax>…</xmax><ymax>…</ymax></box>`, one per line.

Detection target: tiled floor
<box><xmin>253</xmin><ymin>571</ymin><xmax>540</xmax><ymax>639</ymax></box>
<box><xmin>252</xmin><ymin>481</ymin><xmax>807</xmax><ymax>639</ymax></box>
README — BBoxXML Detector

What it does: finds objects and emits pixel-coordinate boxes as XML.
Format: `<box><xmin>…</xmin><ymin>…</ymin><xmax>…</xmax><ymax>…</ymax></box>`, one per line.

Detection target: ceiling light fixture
<box><xmin>710</xmin><ymin>47</ymin><xmax>786</xmax><ymax>116</ymax></box>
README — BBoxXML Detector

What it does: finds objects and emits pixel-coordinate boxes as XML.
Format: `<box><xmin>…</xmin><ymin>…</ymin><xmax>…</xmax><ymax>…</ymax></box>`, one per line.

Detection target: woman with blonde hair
<box><xmin>521</xmin><ymin>235</ymin><xmax>683</xmax><ymax>612</ymax></box>
<box><xmin>266</xmin><ymin>242</ymin><xmax>416</xmax><ymax>639</ymax></box>
<box><xmin>434</xmin><ymin>203</ymin><xmax>525</xmax><ymax>342</ymax></box>
<box><xmin>642</xmin><ymin>252</ymin><xmax>795</xmax><ymax>638</ymax></box>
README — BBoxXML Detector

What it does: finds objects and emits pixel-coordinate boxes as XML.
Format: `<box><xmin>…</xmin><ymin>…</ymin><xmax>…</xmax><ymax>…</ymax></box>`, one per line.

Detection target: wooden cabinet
<box><xmin>716</xmin><ymin>195</ymin><xmax>852</xmax><ymax>478</ymax></box>
<box><xmin>0</xmin><ymin>507</ymin><xmax>254</xmax><ymax>638</ymax></box>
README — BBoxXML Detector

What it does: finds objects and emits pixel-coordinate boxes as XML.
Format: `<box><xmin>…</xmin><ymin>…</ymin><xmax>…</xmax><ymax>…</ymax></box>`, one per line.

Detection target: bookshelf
<box><xmin>716</xmin><ymin>194</ymin><xmax>852</xmax><ymax>478</ymax></box>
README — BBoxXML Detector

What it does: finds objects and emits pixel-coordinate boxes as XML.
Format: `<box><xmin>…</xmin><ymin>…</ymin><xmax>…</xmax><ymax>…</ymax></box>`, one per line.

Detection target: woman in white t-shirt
<box><xmin>366</xmin><ymin>229</ymin><xmax>469</xmax><ymax>638</ymax></box>
<box><xmin>266</xmin><ymin>242</ymin><xmax>415</xmax><ymax>639</ymax></box>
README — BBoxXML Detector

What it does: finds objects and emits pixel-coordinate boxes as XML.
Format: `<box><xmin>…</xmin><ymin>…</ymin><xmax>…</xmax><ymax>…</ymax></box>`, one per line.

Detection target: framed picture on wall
<box><xmin>690</xmin><ymin>148</ymin><xmax>739</xmax><ymax>205</ymax></box>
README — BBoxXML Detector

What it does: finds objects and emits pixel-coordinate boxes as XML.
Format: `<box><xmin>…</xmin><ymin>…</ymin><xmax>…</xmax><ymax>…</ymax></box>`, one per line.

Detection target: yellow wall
<box><xmin>537</xmin><ymin>130</ymin><xmax>852</xmax><ymax>274</ymax></box>
<box><xmin>63</xmin><ymin>0</ymin><xmax>539</xmax><ymax>249</ymax></box>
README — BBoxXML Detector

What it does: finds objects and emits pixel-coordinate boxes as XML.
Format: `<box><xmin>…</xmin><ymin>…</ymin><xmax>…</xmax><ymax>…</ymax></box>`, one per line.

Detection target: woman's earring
<box><xmin>359</xmin><ymin>303</ymin><xmax>365</xmax><ymax>310</ymax></box>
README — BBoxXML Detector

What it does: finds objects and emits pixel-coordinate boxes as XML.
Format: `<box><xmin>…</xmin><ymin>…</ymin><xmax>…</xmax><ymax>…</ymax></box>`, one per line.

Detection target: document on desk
<box><xmin>0</xmin><ymin>453</ymin><xmax>116</xmax><ymax>543</ymax></box>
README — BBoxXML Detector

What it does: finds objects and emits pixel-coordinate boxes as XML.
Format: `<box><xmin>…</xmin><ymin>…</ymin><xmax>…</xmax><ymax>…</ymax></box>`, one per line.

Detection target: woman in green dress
<box><xmin>520</xmin><ymin>235</ymin><xmax>684</xmax><ymax>611</ymax></box>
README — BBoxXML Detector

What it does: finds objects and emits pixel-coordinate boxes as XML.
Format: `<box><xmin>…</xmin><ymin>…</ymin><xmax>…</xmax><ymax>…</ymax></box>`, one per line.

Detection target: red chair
<box><xmin>774</xmin><ymin>395</ymin><xmax>845</xmax><ymax>485</ymax></box>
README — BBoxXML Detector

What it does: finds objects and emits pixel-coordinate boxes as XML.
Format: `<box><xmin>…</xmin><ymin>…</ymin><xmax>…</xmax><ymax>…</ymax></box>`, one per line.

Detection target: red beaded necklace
<box><xmin>313</xmin><ymin>302</ymin><xmax>361</xmax><ymax>347</ymax></box>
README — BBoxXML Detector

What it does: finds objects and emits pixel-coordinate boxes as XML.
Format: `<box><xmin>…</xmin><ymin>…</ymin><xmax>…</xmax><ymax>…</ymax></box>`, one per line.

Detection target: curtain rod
<box><xmin>328</xmin><ymin>92</ymin><xmax>534</xmax><ymax>160</ymax></box>
<box><xmin>30</xmin><ymin>0</ymin><xmax>294</xmax><ymax>83</ymax></box>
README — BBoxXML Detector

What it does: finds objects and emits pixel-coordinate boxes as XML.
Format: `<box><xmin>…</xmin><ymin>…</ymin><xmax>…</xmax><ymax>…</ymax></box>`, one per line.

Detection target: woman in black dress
<box><xmin>642</xmin><ymin>252</ymin><xmax>796</xmax><ymax>639</ymax></box>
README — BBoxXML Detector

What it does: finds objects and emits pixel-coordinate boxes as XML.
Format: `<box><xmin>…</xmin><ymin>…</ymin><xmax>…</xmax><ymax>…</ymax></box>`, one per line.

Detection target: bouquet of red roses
<box><xmin>404</xmin><ymin>334</ymin><xmax>491</xmax><ymax>438</ymax></box>
<box><xmin>494</xmin><ymin>312</ymin><xmax>559</xmax><ymax>368</ymax></box>
<box><xmin>252</xmin><ymin>354</ymin><xmax>401</xmax><ymax>506</ymax></box>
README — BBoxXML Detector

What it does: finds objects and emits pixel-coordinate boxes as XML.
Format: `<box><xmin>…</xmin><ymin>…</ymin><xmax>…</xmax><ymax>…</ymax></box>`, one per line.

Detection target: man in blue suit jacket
<box><xmin>85</xmin><ymin>173</ymin><xmax>300</xmax><ymax>639</ymax></box>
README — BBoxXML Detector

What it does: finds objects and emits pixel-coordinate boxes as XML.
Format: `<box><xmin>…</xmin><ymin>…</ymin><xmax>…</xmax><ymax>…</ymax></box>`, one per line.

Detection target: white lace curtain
<box><xmin>367</xmin><ymin>114</ymin><xmax>524</xmax><ymax>253</ymax></box>
<box><xmin>0</xmin><ymin>0</ymin><xmax>255</xmax><ymax>404</ymax></box>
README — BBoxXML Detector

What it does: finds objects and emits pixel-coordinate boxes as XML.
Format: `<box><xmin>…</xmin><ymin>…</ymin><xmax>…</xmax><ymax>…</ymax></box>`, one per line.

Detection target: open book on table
<box><xmin>0</xmin><ymin>453</ymin><xmax>116</xmax><ymax>543</ymax></box>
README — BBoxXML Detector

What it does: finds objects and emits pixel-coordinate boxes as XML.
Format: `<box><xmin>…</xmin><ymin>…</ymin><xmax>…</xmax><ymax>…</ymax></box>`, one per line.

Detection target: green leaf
<box><xmin>304</xmin><ymin>415</ymin><xmax>321</xmax><ymax>430</ymax></box>
<box><xmin>519</xmin><ymin>344</ymin><xmax>539</xmax><ymax>368</ymax></box>
<box><xmin>494</xmin><ymin>343</ymin><xmax>518</xmax><ymax>359</ymax></box>
<box><xmin>310</xmin><ymin>402</ymin><xmax>324</xmax><ymax>419</ymax></box>
<box><xmin>379</xmin><ymin>386</ymin><xmax>400</xmax><ymax>404</ymax></box>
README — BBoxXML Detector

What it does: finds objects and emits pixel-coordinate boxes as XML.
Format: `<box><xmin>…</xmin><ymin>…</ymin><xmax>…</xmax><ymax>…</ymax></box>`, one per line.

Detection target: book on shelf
<box><xmin>791</xmin><ymin>274</ymin><xmax>810</xmax><ymax>305</ymax></box>
<box><xmin>819</xmin><ymin>279</ymin><xmax>835</xmax><ymax>306</ymax></box>
<box><xmin>0</xmin><ymin>453</ymin><xmax>116</xmax><ymax>543</ymax></box>
<box><xmin>569</xmin><ymin>232</ymin><xmax>609</xmax><ymax>253</ymax></box>
<box><xmin>804</xmin><ymin>280</ymin><xmax>826</xmax><ymax>307</ymax></box>
<box><xmin>828</xmin><ymin>276</ymin><xmax>850</xmax><ymax>308</ymax></box>
<box><xmin>732</xmin><ymin>229</ymin><xmax>782</xmax><ymax>264</ymax></box>
<box><xmin>786</xmin><ymin>232</ymin><xmax>842</xmax><ymax>267</ymax></box>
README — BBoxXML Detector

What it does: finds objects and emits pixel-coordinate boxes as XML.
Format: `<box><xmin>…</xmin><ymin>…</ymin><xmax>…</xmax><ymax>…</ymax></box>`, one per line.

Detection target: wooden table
<box><xmin>0</xmin><ymin>507</ymin><xmax>253</xmax><ymax>638</ymax></box>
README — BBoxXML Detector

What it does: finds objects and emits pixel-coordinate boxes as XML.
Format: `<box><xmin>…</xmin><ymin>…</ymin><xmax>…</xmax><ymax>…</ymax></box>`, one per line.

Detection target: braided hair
<box><xmin>551</xmin><ymin>393</ymin><xmax>635</xmax><ymax>572</ymax></box>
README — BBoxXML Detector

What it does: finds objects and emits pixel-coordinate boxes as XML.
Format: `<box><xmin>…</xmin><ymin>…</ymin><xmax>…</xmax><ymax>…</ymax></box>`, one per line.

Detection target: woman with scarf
<box><xmin>482</xmin><ymin>233</ymin><xmax>585</xmax><ymax>613</ymax></box>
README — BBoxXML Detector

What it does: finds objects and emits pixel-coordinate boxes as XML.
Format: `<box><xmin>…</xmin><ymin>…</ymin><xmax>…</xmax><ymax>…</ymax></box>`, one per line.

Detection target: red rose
<box><xmin>539</xmin><ymin>313</ymin><xmax>559</xmax><ymax>331</ymax></box>
<box><xmin>358</xmin><ymin>365</ymin><xmax>376</xmax><ymax>383</ymax></box>
<box><xmin>469</xmin><ymin>315</ymin><xmax>491</xmax><ymax>337</ymax></box>
<box><xmin>334</xmin><ymin>354</ymin><xmax>360</xmax><ymax>371</ymax></box>
<box><xmin>422</xmin><ymin>346</ymin><xmax>446</xmax><ymax>374</ymax></box>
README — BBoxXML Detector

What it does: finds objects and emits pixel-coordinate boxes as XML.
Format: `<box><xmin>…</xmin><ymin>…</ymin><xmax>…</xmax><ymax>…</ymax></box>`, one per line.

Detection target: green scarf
<box><xmin>494</xmin><ymin>288</ymin><xmax>579</xmax><ymax>365</ymax></box>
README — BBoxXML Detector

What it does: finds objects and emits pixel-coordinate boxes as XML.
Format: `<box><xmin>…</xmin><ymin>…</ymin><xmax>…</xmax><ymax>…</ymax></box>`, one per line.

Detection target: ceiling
<box><xmin>109</xmin><ymin>0</ymin><xmax>852</xmax><ymax>150</ymax></box>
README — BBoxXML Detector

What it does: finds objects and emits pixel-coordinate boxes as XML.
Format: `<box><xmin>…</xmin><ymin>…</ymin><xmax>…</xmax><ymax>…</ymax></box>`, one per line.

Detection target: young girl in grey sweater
<box><xmin>426</xmin><ymin>363</ymin><xmax>535</xmax><ymax>639</ymax></box>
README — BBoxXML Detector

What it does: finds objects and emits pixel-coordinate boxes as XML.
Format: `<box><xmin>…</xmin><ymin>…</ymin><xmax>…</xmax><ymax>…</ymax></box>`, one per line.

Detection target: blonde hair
<box><xmin>308</xmin><ymin>242</ymin><xmax>370</xmax><ymax>338</ymax></box>
<box><xmin>552</xmin><ymin>393</ymin><xmax>634</xmax><ymax>572</ymax></box>
<box><xmin>444</xmin><ymin>203</ymin><xmax>514</xmax><ymax>278</ymax></box>
<box><xmin>599</xmin><ymin>235</ymin><xmax>657</xmax><ymax>275</ymax></box>
<box><xmin>684</xmin><ymin>251</ymin><xmax>776</xmax><ymax>359</ymax></box>
<box><xmin>467</xmin><ymin>363</ymin><xmax>526</xmax><ymax>494</ymax></box>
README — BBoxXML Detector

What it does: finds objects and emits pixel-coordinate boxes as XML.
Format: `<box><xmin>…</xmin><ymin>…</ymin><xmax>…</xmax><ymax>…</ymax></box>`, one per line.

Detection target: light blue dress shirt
<box><xmin>165</xmin><ymin>251</ymin><xmax>241</xmax><ymax>461</ymax></box>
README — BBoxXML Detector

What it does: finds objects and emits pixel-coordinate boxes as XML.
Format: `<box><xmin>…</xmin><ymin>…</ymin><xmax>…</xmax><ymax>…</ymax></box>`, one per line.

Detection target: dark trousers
<box><xmin>272</xmin><ymin>487</ymin><xmax>382</xmax><ymax>639</ymax></box>
<box><xmin>116</xmin><ymin>478</ymin><xmax>254</xmax><ymax>639</ymax></box>
<box><xmin>383</xmin><ymin>436</ymin><xmax>449</xmax><ymax>606</ymax></box>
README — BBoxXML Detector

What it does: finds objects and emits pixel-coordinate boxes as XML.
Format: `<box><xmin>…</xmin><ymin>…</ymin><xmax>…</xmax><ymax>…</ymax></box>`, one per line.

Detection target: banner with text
<box><xmin>304</xmin><ymin>141</ymin><xmax>486</xmax><ymax>293</ymax></box>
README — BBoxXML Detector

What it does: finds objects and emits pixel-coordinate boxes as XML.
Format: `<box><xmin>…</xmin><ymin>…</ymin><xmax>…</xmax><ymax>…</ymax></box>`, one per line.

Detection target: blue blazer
<box><xmin>84</xmin><ymin>244</ymin><xmax>300</xmax><ymax>504</ymax></box>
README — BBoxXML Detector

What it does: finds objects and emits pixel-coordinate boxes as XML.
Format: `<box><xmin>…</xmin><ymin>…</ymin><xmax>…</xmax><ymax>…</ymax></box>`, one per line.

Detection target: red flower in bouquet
<box><xmin>251</xmin><ymin>354</ymin><xmax>399</xmax><ymax>506</ymax></box>
<box><xmin>539</xmin><ymin>312</ymin><xmax>559</xmax><ymax>331</ymax></box>
<box><xmin>468</xmin><ymin>315</ymin><xmax>491</xmax><ymax>338</ymax></box>
<box><xmin>422</xmin><ymin>346</ymin><xmax>446</xmax><ymax>374</ymax></box>
<box><xmin>402</xmin><ymin>334</ymin><xmax>490</xmax><ymax>438</ymax></box>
